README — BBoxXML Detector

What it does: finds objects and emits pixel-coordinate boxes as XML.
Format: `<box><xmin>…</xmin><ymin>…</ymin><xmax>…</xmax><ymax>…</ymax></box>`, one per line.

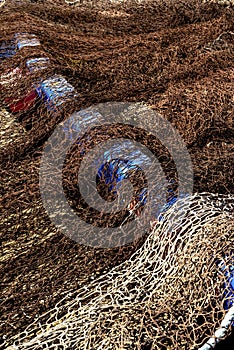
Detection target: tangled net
<box><xmin>3</xmin><ymin>193</ymin><xmax>234</xmax><ymax>349</ymax></box>
<box><xmin>1</xmin><ymin>0</ymin><xmax>234</xmax><ymax>349</ymax></box>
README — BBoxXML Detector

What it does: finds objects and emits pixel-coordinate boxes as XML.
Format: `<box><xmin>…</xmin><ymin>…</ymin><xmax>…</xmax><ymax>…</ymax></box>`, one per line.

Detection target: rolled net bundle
<box><xmin>4</xmin><ymin>193</ymin><xmax>233</xmax><ymax>350</ymax></box>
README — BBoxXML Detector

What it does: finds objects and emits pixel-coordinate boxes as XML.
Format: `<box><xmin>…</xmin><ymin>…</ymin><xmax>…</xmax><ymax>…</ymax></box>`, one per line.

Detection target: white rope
<box><xmin>199</xmin><ymin>305</ymin><xmax>234</xmax><ymax>350</ymax></box>
<box><xmin>64</xmin><ymin>0</ymin><xmax>80</xmax><ymax>4</ymax></box>
<box><xmin>0</xmin><ymin>0</ymin><xmax>6</xmax><ymax>8</ymax></box>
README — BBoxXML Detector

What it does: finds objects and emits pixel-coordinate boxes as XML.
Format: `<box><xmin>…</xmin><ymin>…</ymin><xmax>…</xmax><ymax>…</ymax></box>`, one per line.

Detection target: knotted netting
<box><xmin>1</xmin><ymin>0</ymin><xmax>234</xmax><ymax>349</ymax></box>
<box><xmin>3</xmin><ymin>193</ymin><xmax>234</xmax><ymax>350</ymax></box>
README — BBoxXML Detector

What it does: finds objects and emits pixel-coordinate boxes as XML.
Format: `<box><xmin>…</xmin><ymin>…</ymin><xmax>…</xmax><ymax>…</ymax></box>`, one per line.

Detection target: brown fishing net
<box><xmin>0</xmin><ymin>0</ymin><xmax>234</xmax><ymax>349</ymax></box>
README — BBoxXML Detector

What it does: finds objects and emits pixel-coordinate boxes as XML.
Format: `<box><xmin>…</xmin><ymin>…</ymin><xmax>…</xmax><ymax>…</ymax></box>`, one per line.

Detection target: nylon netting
<box><xmin>3</xmin><ymin>193</ymin><xmax>234</xmax><ymax>349</ymax></box>
<box><xmin>1</xmin><ymin>0</ymin><xmax>234</xmax><ymax>349</ymax></box>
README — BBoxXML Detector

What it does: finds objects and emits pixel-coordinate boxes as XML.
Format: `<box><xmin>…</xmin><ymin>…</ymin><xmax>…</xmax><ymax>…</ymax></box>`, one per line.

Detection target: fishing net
<box><xmin>0</xmin><ymin>0</ymin><xmax>233</xmax><ymax>163</ymax></box>
<box><xmin>3</xmin><ymin>193</ymin><xmax>234</xmax><ymax>350</ymax></box>
<box><xmin>1</xmin><ymin>0</ymin><xmax>234</xmax><ymax>349</ymax></box>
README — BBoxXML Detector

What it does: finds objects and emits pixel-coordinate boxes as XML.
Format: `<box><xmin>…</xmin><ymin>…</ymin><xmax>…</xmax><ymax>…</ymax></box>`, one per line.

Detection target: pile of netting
<box><xmin>3</xmin><ymin>193</ymin><xmax>234</xmax><ymax>350</ymax></box>
<box><xmin>0</xmin><ymin>0</ymin><xmax>234</xmax><ymax>349</ymax></box>
<box><xmin>0</xmin><ymin>0</ymin><xmax>233</xmax><ymax>170</ymax></box>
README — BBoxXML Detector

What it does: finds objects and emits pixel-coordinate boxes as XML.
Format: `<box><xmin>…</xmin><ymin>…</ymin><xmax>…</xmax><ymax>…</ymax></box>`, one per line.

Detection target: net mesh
<box><xmin>3</xmin><ymin>193</ymin><xmax>234</xmax><ymax>349</ymax></box>
<box><xmin>1</xmin><ymin>0</ymin><xmax>234</xmax><ymax>349</ymax></box>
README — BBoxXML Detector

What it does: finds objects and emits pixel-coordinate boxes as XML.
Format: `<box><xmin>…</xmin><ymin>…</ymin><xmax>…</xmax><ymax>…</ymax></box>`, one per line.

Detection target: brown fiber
<box><xmin>0</xmin><ymin>1</ymin><xmax>233</xmax><ymax>349</ymax></box>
